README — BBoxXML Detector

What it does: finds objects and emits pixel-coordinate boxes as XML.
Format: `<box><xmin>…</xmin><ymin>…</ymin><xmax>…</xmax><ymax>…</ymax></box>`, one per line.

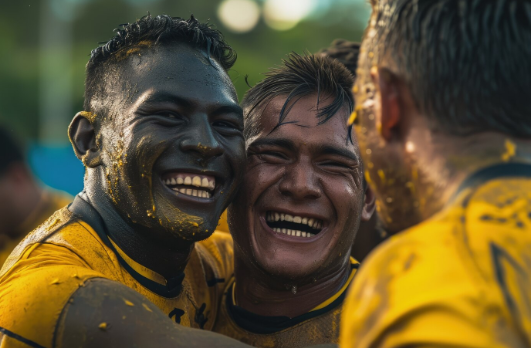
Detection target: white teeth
<box><xmin>177</xmin><ymin>177</ymin><xmax>184</xmax><ymax>185</ymax></box>
<box><xmin>281</xmin><ymin>228</ymin><xmax>286</xmax><ymax>234</ymax></box>
<box><xmin>296</xmin><ymin>230</ymin><xmax>301</xmax><ymax>237</ymax></box>
<box><xmin>302</xmin><ymin>232</ymin><xmax>307</xmax><ymax>237</ymax></box>
<box><xmin>179</xmin><ymin>188</ymin><xmax>186</xmax><ymax>194</ymax></box>
<box><xmin>308</xmin><ymin>218</ymin><xmax>314</xmax><ymax>228</ymax></box>
<box><xmin>307</xmin><ymin>233</ymin><xmax>313</xmax><ymax>238</ymax></box>
<box><xmin>285</xmin><ymin>214</ymin><xmax>293</xmax><ymax>222</ymax></box>
<box><xmin>202</xmin><ymin>178</ymin><xmax>209</xmax><ymax>188</ymax></box>
<box><xmin>302</xmin><ymin>217</ymin><xmax>308</xmax><ymax>225</ymax></box>
<box><xmin>275</xmin><ymin>213</ymin><xmax>280</xmax><ymax>221</ymax></box>
<box><xmin>186</xmin><ymin>189</ymin><xmax>192</xmax><ymax>195</ymax></box>
<box><xmin>171</xmin><ymin>177</ymin><xmax>177</xmax><ymax>185</ymax></box>
<box><xmin>280</xmin><ymin>214</ymin><xmax>285</xmax><ymax>221</ymax></box>
<box><xmin>293</xmin><ymin>216</ymin><xmax>302</xmax><ymax>224</ymax></box>
<box><xmin>184</xmin><ymin>177</ymin><xmax>192</xmax><ymax>185</ymax></box>
<box><xmin>192</xmin><ymin>189</ymin><xmax>198</xmax><ymax>196</ymax></box>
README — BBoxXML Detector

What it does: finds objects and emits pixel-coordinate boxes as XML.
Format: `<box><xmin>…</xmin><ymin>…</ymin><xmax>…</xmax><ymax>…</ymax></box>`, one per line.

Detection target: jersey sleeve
<box><xmin>339</xmin><ymin>232</ymin><xmax>496</xmax><ymax>348</ymax></box>
<box><xmin>0</xmin><ymin>243</ymin><xmax>105</xmax><ymax>348</ymax></box>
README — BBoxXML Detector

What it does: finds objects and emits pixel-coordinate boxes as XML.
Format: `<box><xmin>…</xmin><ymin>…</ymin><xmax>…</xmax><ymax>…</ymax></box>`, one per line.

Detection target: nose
<box><xmin>278</xmin><ymin>160</ymin><xmax>321</xmax><ymax>201</ymax></box>
<box><xmin>180</xmin><ymin>115</ymin><xmax>223</xmax><ymax>163</ymax></box>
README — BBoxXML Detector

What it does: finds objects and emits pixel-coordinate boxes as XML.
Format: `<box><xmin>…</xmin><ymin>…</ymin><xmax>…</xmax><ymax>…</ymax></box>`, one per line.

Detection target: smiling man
<box><xmin>212</xmin><ymin>53</ymin><xmax>375</xmax><ymax>347</ymax></box>
<box><xmin>341</xmin><ymin>0</ymin><xmax>531</xmax><ymax>347</ymax></box>
<box><xmin>0</xmin><ymin>15</ymin><xmax>250</xmax><ymax>348</ymax></box>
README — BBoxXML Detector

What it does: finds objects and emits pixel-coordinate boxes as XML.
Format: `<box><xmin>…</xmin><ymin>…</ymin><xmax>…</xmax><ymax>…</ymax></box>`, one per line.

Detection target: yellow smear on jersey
<box><xmin>98</xmin><ymin>322</ymin><xmax>108</xmax><ymax>330</ymax></box>
<box><xmin>124</xmin><ymin>299</ymin><xmax>135</xmax><ymax>306</ymax></box>
<box><xmin>109</xmin><ymin>237</ymin><xmax>167</xmax><ymax>286</ymax></box>
<box><xmin>501</xmin><ymin>139</ymin><xmax>516</xmax><ymax>162</ymax></box>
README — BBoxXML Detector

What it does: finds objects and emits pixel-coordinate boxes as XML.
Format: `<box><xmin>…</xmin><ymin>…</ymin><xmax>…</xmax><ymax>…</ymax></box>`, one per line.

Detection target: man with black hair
<box><xmin>341</xmin><ymin>0</ymin><xmax>531</xmax><ymax>346</ymax></box>
<box><xmin>0</xmin><ymin>15</ymin><xmax>250</xmax><ymax>348</ymax></box>
<box><xmin>0</xmin><ymin>127</ymin><xmax>71</xmax><ymax>266</ymax></box>
<box><xmin>212</xmin><ymin>53</ymin><xmax>375</xmax><ymax>347</ymax></box>
<box><xmin>318</xmin><ymin>39</ymin><xmax>386</xmax><ymax>262</ymax></box>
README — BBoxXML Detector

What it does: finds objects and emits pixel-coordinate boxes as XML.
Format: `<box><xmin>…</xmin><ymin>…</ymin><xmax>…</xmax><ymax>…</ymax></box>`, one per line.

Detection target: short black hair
<box><xmin>0</xmin><ymin>126</ymin><xmax>24</xmax><ymax>176</ymax></box>
<box><xmin>242</xmin><ymin>52</ymin><xmax>354</xmax><ymax>140</ymax></box>
<box><xmin>361</xmin><ymin>0</ymin><xmax>531</xmax><ymax>137</ymax></box>
<box><xmin>318</xmin><ymin>39</ymin><xmax>360</xmax><ymax>76</ymax></box>
<box><xmin>84</xmin><ymin>14</ymin><xmax>237</xmax><ymax>117</ymax></box>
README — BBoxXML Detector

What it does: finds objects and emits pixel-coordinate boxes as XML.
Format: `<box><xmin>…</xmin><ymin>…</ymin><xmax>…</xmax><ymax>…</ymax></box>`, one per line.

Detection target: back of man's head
<box><xmin>241</xmin><ymin>52</ymin><xmax>354</xmax><ymax>141</ymax></box>
<box><xmin>359</xmin><ymin>0</ymin><xmax>531</xmax><ymax>137</ymax></box>
<box><xmin>84</xmin><ymin>14</ymin><xmax>236</xmax><ymax>121</ymax></box>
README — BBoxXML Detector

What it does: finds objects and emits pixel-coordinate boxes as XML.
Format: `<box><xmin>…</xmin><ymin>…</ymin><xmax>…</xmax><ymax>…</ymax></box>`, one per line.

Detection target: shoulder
<box><xmin>195</xmin><ymin>231</ymin><xmax>234</xmax><ymax>280</ymax></box>
<box><xmin>340</xmin><ymin>208</ymin><xmax>489</xmax><ymax>347</ymax></box>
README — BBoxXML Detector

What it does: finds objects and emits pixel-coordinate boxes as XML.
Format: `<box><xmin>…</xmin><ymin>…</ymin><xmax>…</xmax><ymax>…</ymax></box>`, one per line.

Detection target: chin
<box><xmin>257</xmin><ymin>255</ymin><xmax>323</xmax><ymax>282</ymax></box>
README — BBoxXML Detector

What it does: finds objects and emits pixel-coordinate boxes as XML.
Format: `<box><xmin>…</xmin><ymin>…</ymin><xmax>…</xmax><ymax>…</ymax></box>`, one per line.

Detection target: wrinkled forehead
<box><xmin>250</xmin><ymin>94</ymin><xmax>354</xmax><ymax>150</ymax></box>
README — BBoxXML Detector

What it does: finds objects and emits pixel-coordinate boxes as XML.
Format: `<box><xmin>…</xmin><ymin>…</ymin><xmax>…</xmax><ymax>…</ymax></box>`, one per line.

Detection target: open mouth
<box><xmin>265</xmin><ymin>211</ymin><xmax>324</xmax><ymax>238</ymax></box>
<box><xmin>162</xmin><ymin>172</ymin><xmax>216</xmax><ymax>199</ymax></box>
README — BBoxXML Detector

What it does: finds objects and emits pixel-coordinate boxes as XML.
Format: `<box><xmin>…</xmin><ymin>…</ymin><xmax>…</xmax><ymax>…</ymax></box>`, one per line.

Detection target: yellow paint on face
<box><xmin>79</xmin><ymin>111</ymin><xmax>97</xmax><ymax>123</ymax></box>
<box><xmin>348</xmin><ymin>111</ymin><xmax>357</xmax><ymax>126</ymax></box>
<box><xmin>501</xmin><ymin>139</ymin><xmax>516</xmax><ymax>162</ymax></box>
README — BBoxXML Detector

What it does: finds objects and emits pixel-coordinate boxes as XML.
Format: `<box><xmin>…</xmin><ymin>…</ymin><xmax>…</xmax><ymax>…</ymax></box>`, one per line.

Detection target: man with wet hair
<box><xmin>341</xmin><ymin>0</ymin><xmax>531</xmax><ymax>346</ymax></box>
<box><xmin>318</xmin><ymin>39</ymin><xmax>386</xmax><ymax>262</ymax></box>
<box><xmin>0</xmin><ymin>14</ymin><xmax>250</xmax><ymax>348</ymax></box>
<box><xmin>212</xmin><ymin>53</ymin><xmax>375</xmax><ymax>347</ymax></box>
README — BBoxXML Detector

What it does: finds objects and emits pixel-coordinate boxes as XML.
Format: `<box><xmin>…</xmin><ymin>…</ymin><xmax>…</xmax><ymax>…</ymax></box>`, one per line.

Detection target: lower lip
<box><xmin>259</xmin><ymin>216</ymin><xmax>326</xmax><ymax>243</ymax></box>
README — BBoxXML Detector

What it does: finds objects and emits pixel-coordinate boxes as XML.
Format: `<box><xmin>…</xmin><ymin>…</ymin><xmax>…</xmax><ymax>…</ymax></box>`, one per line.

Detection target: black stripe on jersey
<box><xmin>0</xmin><ymin>326</ymin><xmax>46</xmax><ymax>348</ymax></box>
<box><xmin>68</xmin><ymin>195</ymin><xmax>185</xmax><ymax>298</ymax></box>
<box><xmin>226</xmin><ymin>262</ymin><xmax>358</xmax><ymax>334</ymax></box>
<box><xmin>206</xmin><ymin>277</ymin><xmax>225</xmax><ymax>287</ymax></box>
<box><xmin>452</xmin><ymin>162</ymin><xmax>531</xmax><ymax>204</ymax></box>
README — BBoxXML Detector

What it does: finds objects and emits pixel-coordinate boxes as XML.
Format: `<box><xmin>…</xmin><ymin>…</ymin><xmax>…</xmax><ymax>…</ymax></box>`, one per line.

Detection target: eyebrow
<box><xmin>248</xmin><ymin>138</ymin><xmax>297</xmax><ymax>152</ymax></box>
<box><xmin>140</xmin><ymin>91</ymin><xmax>243</xmax><ymax>116</ymax></box>
<box><xmin>316</xmin><ymin>144</ymin><xmax>360</xmax><ymax>162</ymax></box>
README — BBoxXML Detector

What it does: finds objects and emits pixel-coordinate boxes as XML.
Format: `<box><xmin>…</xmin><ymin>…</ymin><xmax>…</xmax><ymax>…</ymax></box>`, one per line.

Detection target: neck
<box><xmin>82</xmin><ymin>180</ymin><xmax>194</xmax><ymax>280</ymax></box>
<box><xmin>233</xmin><ymin>252</ymin><xmax>352</xmax><ymax>318</ymax></box>
<box><xmin>411</xmin><ymin>131</ymin><xmax>531</xmax><ymax>220</ymax></box>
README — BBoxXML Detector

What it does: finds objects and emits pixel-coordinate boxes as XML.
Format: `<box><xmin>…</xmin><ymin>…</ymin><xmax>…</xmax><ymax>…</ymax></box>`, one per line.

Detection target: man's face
<box><xmin>353</xmin><ymin>20</ymin><xmax>422</xmax><ymax>233</ymax></box>
<box><xmin>95</xmin><ymin>44</ymin><xmax>245</xmax><ymax>243</ymax></box>
<box><xmin>229</xmin><ymin>94</ymin><xmax>366</xmax><ymax>281</ymax></box>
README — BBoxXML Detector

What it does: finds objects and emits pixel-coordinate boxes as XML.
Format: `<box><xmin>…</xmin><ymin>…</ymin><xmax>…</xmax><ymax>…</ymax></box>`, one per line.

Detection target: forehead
<box><xmin>251</xmin><ymin>94</ymin><xmax>356</xmax><ymax>151</ymax></box>
<box><xmin>118</xmin><ymin>44</ymin><xmax>237</xmax><ymax>106</ymax></box>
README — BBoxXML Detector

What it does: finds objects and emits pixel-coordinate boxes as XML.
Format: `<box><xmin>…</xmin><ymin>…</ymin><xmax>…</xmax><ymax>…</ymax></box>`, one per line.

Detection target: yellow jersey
<box><xmin>340</xmin><ymin>163</ymin><xmax>531</xmax><ymax>348</ymax></box>
<box><xmin>0</xmin><ymin>195</ymin><xmax>233</xmax><ymax>348</ymax></box>
<box><xmin>214</xmin><ymin>258</ymin><xmax>360</xmax><ymax>348</ymax></box>
<box><xmin>0</xmin><ymin>188</ymin><xmax>72</xmax><ymax>266</ymax></box>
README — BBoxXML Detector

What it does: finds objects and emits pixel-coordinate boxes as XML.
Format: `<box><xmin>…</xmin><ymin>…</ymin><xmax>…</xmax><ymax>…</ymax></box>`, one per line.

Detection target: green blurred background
<box><xmin>0</xmin><ymin>0</ymin><xmax>369</xmax><ymax>195</ymax></box>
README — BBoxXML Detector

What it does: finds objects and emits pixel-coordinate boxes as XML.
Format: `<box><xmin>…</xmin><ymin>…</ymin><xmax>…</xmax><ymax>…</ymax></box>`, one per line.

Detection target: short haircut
<box><xmin>84</xmin><ymin>14</ymin><xmax>237</xmax><ymax>118</ymax></box>
<box><xmin>0</xmin><ymin>126</ymin><xmax>24</xmax><ymax>176</ymax></box>
<box><xmin>318</xmin><ymin>39</ymin><xmax>360</xmax><ymax>76</ymax></box>
<box><xmin>361</xmin><ymin>0</ymin><xmax>531</xmax><ymax>137</ymax></box>
<box><xmin>242</xmin><ymin>52</ymin><xmax>354</xmax><ymax>140</ymax></box>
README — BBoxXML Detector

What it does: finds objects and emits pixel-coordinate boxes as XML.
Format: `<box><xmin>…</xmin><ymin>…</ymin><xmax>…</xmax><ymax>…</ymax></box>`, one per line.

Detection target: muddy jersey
<box><xmin>0</xmin><ymin>189</ymin><xmax>72</xmax><ymax>266</ymax></box>
<box><xmin>213</xmin><ymin>258</ymin><xmax>359</xmax><ymax>348</ymax></box>
<box><xmin>0</xmin><ymin>195</ymin><xmax>233</xmax><ymax>348</ymax></box>
<box><xmin>340</xmin><ymin>163</ymin><xmax>531</xmax><ymax>348</ymax></box>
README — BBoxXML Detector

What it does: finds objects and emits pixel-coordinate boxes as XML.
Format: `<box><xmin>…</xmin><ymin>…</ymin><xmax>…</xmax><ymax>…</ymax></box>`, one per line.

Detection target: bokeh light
<box><xmin>218</xmin><ymin>0</ymin><xmax>261</xmax><ymax>33</ymax></box>
<box><xmin>263</xmin><ymin>0</ymin><xmax>316</xmax><ymax>31</ymax></box>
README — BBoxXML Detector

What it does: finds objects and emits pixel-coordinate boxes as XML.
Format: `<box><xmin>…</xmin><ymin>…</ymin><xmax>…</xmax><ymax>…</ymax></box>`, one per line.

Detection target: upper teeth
<box><xmin>163</xmin><ymin>173</ymin><xmax>215</xmax><ymax>199</ymax></box>
<box><xmin>266</xmin><ymin>212</ymin><xmax>322</xmax><ymax>229</ymax></box>
<box><xmin>163</xmin><ymin>173</ymin><xmax>215</xmax><ymax>190</ymax></box>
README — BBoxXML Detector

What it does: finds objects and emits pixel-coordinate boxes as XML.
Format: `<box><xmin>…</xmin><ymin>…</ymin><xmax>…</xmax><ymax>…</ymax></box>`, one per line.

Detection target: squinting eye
<box><xmin>214</xmin><ymin>120</ymin><xmax>239</xmax><ymax>129</ymax></box>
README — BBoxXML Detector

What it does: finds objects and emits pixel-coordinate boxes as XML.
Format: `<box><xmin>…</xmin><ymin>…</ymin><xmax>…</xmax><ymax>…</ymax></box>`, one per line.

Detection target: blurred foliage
<box><xmin>0</xmin><ymin>0</ymin><xmax>368</xmax><ymax>141</ymax></box>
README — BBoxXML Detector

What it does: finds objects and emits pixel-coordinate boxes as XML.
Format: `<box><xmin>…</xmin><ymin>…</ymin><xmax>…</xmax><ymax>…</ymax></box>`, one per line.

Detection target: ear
<box><xmin>68</xmin><ymin>112</ymin><xmax>102</xmax><ymax>168</ymax></box>
<box><xmin>371</xmin><ymin>67</ymin><xmax>401</xmax><ymax>141</ymax></box>
<box><xmin>360</xmin><ymin>185</ymin><xmax>376</xmax><ymax>222</ymax></box>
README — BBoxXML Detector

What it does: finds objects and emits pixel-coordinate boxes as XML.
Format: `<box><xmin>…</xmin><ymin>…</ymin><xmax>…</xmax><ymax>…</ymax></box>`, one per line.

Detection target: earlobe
<box><xmin>372</xmin><ymin>67</ymin><xmax>401</xmax><ymax>141</ymax></box>
<box><xmin>69</xmin><ymin>112</ymin><xmax>102</xmax><ymax>168</ymax></box>
<box><xmin>361</xmin><ymin>186</ymin><xmax>376</xmax><ymax>222</ymax></box>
